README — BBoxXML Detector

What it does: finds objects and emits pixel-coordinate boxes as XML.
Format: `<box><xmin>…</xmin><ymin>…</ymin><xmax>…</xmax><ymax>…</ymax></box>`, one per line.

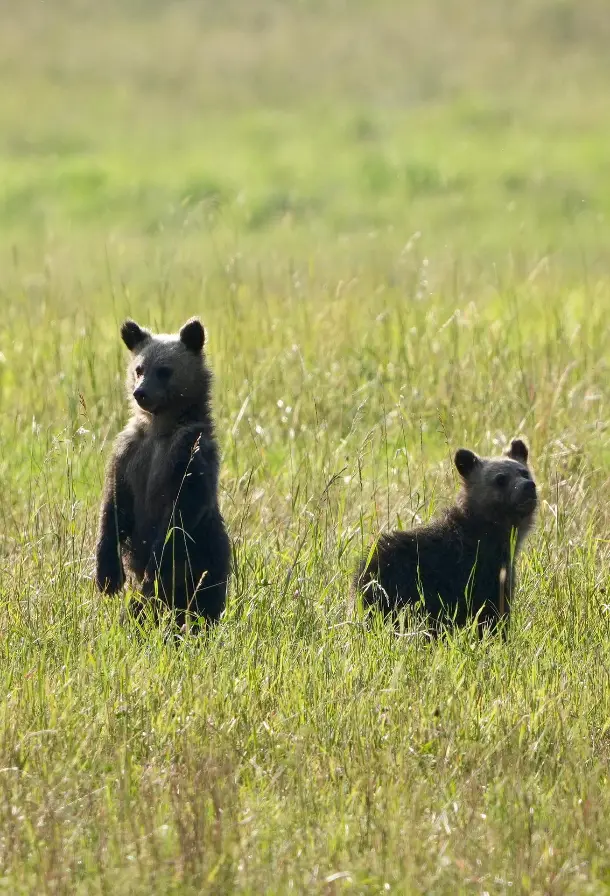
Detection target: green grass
<box><xmin>2</xmin><ymin>0</ymin><xmax>610</xmax><ymax>892</ymax></box>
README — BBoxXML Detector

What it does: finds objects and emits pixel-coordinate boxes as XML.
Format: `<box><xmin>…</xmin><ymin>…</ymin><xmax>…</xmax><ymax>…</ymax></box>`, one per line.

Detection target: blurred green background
<box><xmin>1</xmin><ymin>0</ymin><xmax>609</xmax><ymax>263</ymax></box>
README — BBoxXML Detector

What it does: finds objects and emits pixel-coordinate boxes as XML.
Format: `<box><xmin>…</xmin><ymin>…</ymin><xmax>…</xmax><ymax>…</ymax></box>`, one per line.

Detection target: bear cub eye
<box><xmin>135</xmin><ymin>365</ymin><xmax>143</xmax><ymax>377</ymax></box>
<box><xmin>494</xmin><ymin>473</ymin><xmax>508</xmax><ymax>488</ymax></box>
<box><xmin>156</xmin><ymin>366</ymin><xmax>172</xmax><ymax>381</ymax></box>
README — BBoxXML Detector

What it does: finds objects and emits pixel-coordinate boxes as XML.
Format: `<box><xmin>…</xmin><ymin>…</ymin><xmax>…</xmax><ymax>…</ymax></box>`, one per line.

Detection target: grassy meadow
<box><xmin>3</xmin><ymin>0</ymin><xmax>610</xmax><ymax>891</ymax></box>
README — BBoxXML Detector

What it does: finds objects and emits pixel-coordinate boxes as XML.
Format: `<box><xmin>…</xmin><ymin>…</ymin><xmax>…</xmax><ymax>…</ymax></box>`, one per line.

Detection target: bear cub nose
<box><xmin>133</xmin><ymin>387</ymin><xmax>147</xmax><ymax>405</ymax></box>
<box><xmin>523</xmin><ymin>479</ymin><xmax>536</xmax><ymax>495</ymax></box>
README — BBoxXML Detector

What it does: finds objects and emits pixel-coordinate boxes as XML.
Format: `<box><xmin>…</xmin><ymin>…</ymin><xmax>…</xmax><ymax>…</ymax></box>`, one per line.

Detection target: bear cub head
<box><xmin>120</xmin><ymin>317</ymin><xmax>209</xmax><ymax>417</ymax></box>
<box><xmin>454</xmin><ymin>438</ymin><xmax>537</xmax><ymax>532</ymax></box>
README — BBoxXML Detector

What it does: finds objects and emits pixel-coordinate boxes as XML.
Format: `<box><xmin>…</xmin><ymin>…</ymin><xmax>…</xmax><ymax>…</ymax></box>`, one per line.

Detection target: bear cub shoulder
<box><xmin>355</xmin><ymin>439</ymin><xmax>538</xmax><ymax>634</ymax></box>
<box><xmin>95</xmin><ymin>317</ymin><xmax>230</xmax><ymax>625</ymax></box>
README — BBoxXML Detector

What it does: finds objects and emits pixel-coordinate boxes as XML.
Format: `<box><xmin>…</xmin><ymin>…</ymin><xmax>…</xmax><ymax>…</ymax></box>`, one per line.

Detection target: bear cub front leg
<box><xmin>95</xmin><ymin>459</ymin><xmax>133</xmax><ymax>594</ymax></box>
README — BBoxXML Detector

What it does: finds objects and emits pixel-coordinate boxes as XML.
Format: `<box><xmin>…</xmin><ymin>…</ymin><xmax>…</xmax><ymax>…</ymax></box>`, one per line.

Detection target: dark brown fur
<box><xmin>95</xmin><ymin>317</ymin><xmax>230</xmax><ymax>625</ymax></box>
<box><xmin>354</xmin><ymin>439</ymin><xmax>537</xmax><ymax>635</ymax></box>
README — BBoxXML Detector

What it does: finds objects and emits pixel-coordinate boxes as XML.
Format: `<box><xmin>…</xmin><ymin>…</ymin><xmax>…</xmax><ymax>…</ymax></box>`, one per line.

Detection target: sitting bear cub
<box><xmin>354</xmin><ymin>439</ymin><xmax>537</xmax><ymax>634</ymax></box>
<box><xmin>95</xmin><ymin>317</ymin><xmax>230</xmax><ymax>625</ymax></box>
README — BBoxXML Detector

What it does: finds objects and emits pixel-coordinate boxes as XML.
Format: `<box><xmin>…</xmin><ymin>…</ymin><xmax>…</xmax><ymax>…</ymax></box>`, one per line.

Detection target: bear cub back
<box><xmin>355</xmin><ymin>439</ymin><xmax>538</xmax><ymax>634</ymax></box>
<box><xmin>95</xmin><ymin>317</ymin><xmax>230</xmax><ymax>626</ymax></box>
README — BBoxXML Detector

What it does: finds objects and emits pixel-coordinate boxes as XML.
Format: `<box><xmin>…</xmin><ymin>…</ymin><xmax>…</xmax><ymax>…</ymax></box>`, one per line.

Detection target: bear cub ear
<box><xmin>179</xmin><ymin>317</ymin><xmax>206</xmax><ymax>353</ymax></box>
<box><xmin>121</xmin><ymin>319</ymin><xmax>150</xmax><ymax>351</ymax></box>
<box><xmin>454</xmin><ymin>448</ymin><xmax>480</xmax><ymax>479</ymax></box>
<box><xmin>506</xmin><ymin>438</ymin><xmax>528</xmax><ymax>464</ymax></box>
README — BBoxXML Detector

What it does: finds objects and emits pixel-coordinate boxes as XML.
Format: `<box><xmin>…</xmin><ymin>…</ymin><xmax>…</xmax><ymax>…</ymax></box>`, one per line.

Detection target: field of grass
<box><xmin>2</xmin><ymin>0</ymin><xmax>610</xmax><ymax>892</ymax></box>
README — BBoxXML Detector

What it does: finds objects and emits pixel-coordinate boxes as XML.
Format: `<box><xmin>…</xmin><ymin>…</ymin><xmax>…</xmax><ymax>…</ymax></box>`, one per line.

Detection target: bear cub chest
<box><xmin>125</xmin><ymin>430</ymin><xmax>177</xmax><ymax>525</ymax></box>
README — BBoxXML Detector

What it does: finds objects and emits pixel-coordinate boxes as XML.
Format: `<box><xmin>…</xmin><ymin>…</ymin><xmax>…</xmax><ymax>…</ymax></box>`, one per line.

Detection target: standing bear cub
<box><xmin>95</xmin><ymin>317</ymin><xmax>230</xmax><ymax>625</ymax></box>
<box><xmin>354</xmin><ymin>439</ymin><xmax>537</xmax><ymax>634</ymax></box>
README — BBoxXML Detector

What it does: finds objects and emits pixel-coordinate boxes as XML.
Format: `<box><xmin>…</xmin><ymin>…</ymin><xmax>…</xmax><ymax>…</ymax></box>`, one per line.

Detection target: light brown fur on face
<box><xmin>122</xmin><ymin>318</ymin><xmax>209</xmax><ymax>426</ymax></box>
<box><xmin>455</xmin><ymin>438</ymin><xmax>537</xmax><ymax>541</ymax></box>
